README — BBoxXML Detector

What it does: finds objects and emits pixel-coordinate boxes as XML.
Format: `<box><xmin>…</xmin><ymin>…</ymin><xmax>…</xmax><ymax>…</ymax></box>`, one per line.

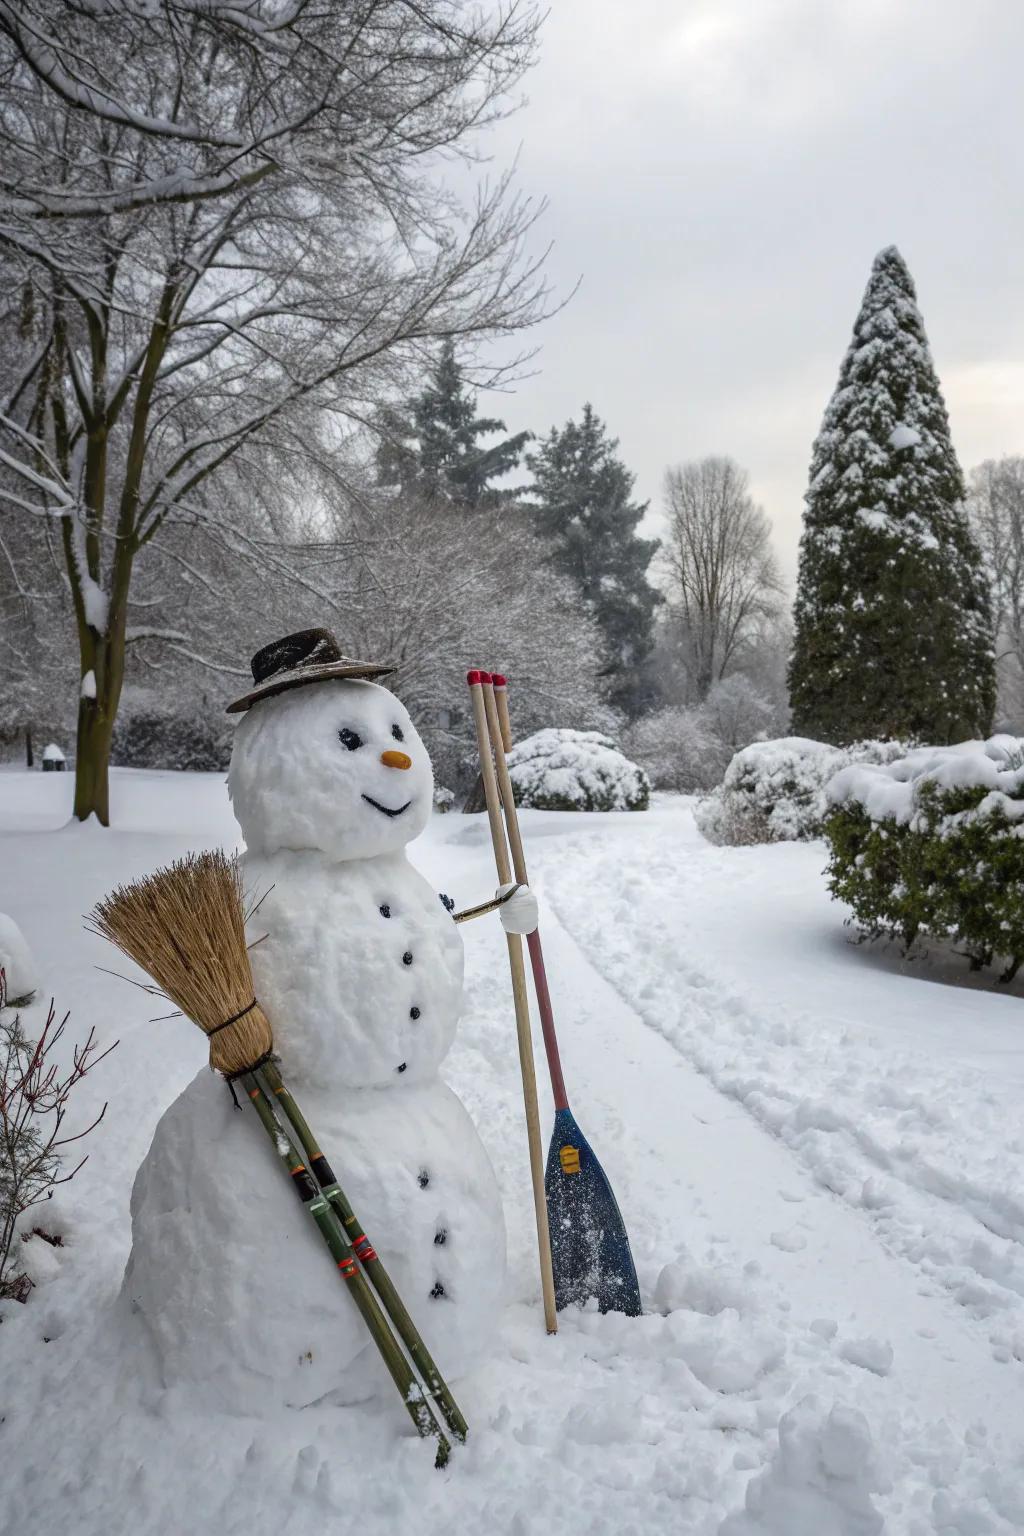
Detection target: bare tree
<box><xmin>661</xmin><ymin>457</ymin><xmax>784</xmax><ymax>701</ymax></box>
<box><xmin>321</xmin><ymin>477</ymin><xmax>610</xmax><ymax>789</ymax></box>
<box><xmin>967</xmin><ymin>458</ymin><xmax>1024</xmax><ymax>726</ymax></box>
<box><xmin>0</xmin><ymin>0</ymin><xmax>547</xmax><ymax>822</ymax></box>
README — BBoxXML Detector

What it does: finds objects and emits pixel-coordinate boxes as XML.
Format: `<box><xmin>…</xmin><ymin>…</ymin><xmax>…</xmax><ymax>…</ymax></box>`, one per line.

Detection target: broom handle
<box><xmin>257</xmin><ymin>1060</ymin><xmax>468</xmax><ymax>1443</ymax></box>
<box><xmin>484</xmin><ymin>677</ymin><xmax>569</xmax><ymax>1112</ymax></box>
<box><xmin>242</xmin><ymin>1074</ymin><xmax>451</xmax><ymax>1466</ymax></box>
<box><xmin>467</xmin><ymin>671</ymin><xmax>557</xmax><ymax>1336</ymax></box>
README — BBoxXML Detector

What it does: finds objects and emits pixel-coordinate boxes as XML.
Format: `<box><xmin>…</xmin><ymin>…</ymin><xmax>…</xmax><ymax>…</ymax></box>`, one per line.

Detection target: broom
<box><xmin>88</xmin><ymin>850</ymin><xmax>464</xmax><ymax>1462</ymax></box>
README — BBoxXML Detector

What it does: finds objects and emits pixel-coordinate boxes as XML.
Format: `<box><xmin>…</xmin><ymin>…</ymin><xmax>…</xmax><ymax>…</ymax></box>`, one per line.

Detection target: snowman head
<box><xmin>229</xmin><ymin>679</ymin><xmax>433</xmax><ymax>861</ymax></box>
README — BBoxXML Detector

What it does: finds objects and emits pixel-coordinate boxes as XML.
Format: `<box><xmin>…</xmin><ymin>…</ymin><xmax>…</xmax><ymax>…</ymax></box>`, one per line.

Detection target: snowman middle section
<box><xmin>244</xmin><ymin>847</ymin><xmax>463</xmax><ymax>1091</ymax></box>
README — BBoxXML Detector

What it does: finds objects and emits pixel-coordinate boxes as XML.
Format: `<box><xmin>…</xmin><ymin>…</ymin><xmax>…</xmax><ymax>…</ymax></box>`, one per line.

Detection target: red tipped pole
<box><xmin>485</xmin><ymin>677</ymin><xmax>569</xmax><ymax>1111</ymax></box>
<box><xmin>466</xmin><ymin>670</ymin><xmax>557</xmax><ymax>1335</ymax></box>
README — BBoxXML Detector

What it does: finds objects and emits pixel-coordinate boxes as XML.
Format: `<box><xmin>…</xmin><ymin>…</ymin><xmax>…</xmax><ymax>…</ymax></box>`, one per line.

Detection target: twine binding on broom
<box><xmin>208</xmin><ymin>999</ymin><xmax>258</xmax><ymax>1035</ymax></box>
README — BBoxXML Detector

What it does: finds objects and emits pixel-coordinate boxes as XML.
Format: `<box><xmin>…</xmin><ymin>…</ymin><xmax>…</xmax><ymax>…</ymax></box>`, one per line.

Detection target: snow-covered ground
<box><xmin>2</xmin><ymin>772</ymin><xmax>1023</xmax><ymax>1534</ymax></box>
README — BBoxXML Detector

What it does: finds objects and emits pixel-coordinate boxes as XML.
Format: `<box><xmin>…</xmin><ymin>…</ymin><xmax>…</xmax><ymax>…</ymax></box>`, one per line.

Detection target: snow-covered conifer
<box><xmin>377</xmin><ymin>342</ymin><xmax>530</xmax><ymax>510</ymax></box>
<box><xmin>528</xmin><ymin>405</ymin><xmax>660</xmax><ymax>716</ymax></box>
<box><xmin>789</xmin><ymin>247</ymin><xmax>994</xmax><ymax>743</ymax></box>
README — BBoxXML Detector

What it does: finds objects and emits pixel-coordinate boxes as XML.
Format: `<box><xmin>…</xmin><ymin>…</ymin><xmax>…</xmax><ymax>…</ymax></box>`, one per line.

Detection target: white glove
<box><xmin>497</xmin><ymin>882</ymin><xmax>539</xmax><ymax>935</ymax></box>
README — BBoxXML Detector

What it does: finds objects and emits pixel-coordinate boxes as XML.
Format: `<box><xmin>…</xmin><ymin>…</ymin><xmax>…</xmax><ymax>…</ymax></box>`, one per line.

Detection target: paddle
<box><xmin>474</xmin><ymin>670</ymin><xmax>643</xmax><ymax>1318</ymax></box>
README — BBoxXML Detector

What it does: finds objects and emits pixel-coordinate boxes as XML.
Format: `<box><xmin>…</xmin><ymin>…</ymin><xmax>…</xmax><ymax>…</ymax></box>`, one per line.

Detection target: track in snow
<box><xmin>519</xmin><ymin>807</ymin><xmax>1024</xmax><ymax>1377</ymax></box>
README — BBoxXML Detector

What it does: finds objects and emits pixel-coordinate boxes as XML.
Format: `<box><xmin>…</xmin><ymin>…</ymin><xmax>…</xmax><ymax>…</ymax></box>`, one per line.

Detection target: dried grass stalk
<box><xmin>89</xmin><ymin>850</ymin><xmax>273</xmax><ymax>1075</ymax></box>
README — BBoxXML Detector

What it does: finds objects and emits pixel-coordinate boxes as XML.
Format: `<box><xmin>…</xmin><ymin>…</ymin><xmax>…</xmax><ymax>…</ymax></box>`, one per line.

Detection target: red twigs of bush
<box><xmin>0</xmin><ymin>966</ymin><xmax>117</xmax><ymax>1302</ymax></box>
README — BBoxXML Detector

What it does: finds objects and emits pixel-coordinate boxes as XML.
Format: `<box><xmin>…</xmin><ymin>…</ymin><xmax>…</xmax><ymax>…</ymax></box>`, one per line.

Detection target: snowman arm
<box><xmin>451</xmin><ymin>883</ymin><xmax>526</xmax><ymax>926</ymax></box>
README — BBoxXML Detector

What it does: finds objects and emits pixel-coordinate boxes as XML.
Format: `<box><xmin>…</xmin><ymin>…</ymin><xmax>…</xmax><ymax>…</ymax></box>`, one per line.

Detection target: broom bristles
<box><xmin>89</xmin><ymin>849</ymin><xmax>274</xmax><ymax>1076</ymax></box>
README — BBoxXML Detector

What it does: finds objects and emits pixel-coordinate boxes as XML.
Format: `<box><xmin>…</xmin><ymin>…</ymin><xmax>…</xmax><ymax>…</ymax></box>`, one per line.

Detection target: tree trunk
<box><xmin>72</xmin><ymin>692</ymin><xmax>115</xmax><ymax>824</ymax></box>
<box><xmin>71</xmin><ymin>619</ymin><xmax>126</xmax><ymax>826</ymax></box>
<box><xmin>462</xmin><ymin>771</ymin><xmax>487</xmax><ymax>813</ymax></box>
<box><xmin>25</xmin><ymin>728</ymin><xmax>33</xmax><ymax>769</ymax></box>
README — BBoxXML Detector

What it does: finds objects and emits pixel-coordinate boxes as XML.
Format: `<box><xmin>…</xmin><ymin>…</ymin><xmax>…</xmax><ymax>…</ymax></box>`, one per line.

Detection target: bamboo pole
<box><xmin>243</xmin><ymin>1073</ymin><xmax>451</xmax><ymax>1466</ymax></box>
<box><xmin>258</xmin><ymin>1060</ymin><xmax>468</xmax><ymax>1443</ymax></box>
<box><xmin>467</xmin><ymin>670</ymin><xmax>557</xmax><ymax>1335</ymax></box>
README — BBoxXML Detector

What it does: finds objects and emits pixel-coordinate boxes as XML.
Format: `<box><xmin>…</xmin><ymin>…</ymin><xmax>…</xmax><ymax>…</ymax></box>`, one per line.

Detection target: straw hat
<box><xmin>226</xmin><ymin>628</ymin><xmax>395</xmax><ymax>714</ymax></box>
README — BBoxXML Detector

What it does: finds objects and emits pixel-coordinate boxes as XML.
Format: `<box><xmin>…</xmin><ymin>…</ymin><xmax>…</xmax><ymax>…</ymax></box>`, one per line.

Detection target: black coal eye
<box><xmin>391</xmin><ymin>723</ymin><xmax>404</xmax><ymax>742</ymax></box>
<box><xmin>339</xmin><ymin>728</ymin><xmax>363</xmax><ymax>751</ymax></box>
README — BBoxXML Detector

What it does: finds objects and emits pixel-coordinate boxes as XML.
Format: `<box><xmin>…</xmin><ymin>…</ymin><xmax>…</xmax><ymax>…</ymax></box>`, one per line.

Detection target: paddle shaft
<box><xmin>484</xmin><ymin>679</ymin><xmax>569</xmax><ymax>1112</ymax></box>
<box><xmin>467</xmin><ymin>675</ymin><xmax>558</xmax><ymax>1335</ymax></box>
<box><xmin>257</xmin><ymin>1060</ymin><xmax>468</xmax><ymax>1443</ymax></box>
<box><xmin>242</xmin><ymin>1074</ymin><xmax>451</xmax><ymax>1465</ymax></box>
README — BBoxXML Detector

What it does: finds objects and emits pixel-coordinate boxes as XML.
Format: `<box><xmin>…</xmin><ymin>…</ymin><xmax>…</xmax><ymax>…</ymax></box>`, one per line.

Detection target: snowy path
<box><xmin>522</xmin><ymin>804</ymin><xmax>1024</xmax><ymax>1368</ymax></box>
<box><xmin>534</xmin><ymin>892</ymin><xmax>1020</xmax><ymax>1429</ymax></box>
<box><xmin>4</xmin><ymin>777</ymin><xmax>1024</xmax><ymax>1534</ymax></box>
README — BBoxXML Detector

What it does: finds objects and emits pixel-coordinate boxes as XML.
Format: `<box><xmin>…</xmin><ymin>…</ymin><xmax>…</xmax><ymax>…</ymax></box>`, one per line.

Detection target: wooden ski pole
<box><xmin>467</xmin><ymin>669</ymin><xmax>557</xmax><ymax>1335</ymax></box>
<box><xmin>482</xmin><ymin>676</ymin><xmax>567</xmax><ymax>1105</ymax></box>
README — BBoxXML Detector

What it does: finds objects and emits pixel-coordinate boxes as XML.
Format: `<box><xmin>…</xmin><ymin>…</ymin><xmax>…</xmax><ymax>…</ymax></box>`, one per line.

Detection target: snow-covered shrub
<box><xmin>506</xmin><ymin>728</ymin><xmax>650</xmax><ymax>812</ymax></box>
<box><xmin>0</xmin><ymin>915</ymin><xmax>36</xmax><ymax>1007</ymax></box>
<box><xmin>624</xmin><ymin>706</ymin><xmax>727</xmax><ymax>793</ymax></box>
<box><xmin>696</xmin><ymin>738</ymin><xmax>907</xmax><ymax>846</ymax></box>
<box><xmin>826</xmin><ymin>736</ymin><xmax>1024</xmax><ymax>980</ymax></box>
<box><xmin>433</xmin><ymin>785</ymin><xmax>455</xmax><ymax>814</ymax></box>
<box><xmin>112</xmin><ymin>707</ymin><xmax>231</xmax><ymax>773</ymax></box>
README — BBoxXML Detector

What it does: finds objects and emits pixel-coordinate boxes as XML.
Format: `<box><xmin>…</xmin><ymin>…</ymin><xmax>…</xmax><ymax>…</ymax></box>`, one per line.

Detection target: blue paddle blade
<box><xmin>545</xmin><ymin>1107</ymin><xmax>642</xmax><ymax>1316</ymax></box>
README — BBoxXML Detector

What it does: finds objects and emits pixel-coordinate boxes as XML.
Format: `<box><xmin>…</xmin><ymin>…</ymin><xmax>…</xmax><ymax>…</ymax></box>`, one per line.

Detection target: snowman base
<box><xmin>121</xmin><ymin>1067</ymin><xmax>506</xmax><ymax>1412</ymax></box>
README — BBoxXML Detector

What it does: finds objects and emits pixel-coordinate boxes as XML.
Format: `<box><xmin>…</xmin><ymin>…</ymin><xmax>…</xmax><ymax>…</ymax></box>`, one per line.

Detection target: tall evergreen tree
<box><xmin>789</xmin><ymin>247</ymin><xmax>994</xmax><ymax>744</ymax></box>
<box><xmin>528</xmin><ymin>404</ymin><xmax>660</xmax><ymax>716</ymax></box>
<box><xmin>377</xmin><ymin>342</ymin><xmax>530</xmax><ymax>509</ymax></box>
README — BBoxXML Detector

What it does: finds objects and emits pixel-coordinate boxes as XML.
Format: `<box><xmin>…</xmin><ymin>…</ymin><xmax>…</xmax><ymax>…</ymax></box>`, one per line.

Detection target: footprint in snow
<box><xmin>839</xmin><ymin>1336</ymin><xmax>894</xmax><ymax>1376</ymax></box>
<box><xmin>770</xmin><ymin>1228</ymin><xmax>808</xmax><ymax>1253</ymax></box>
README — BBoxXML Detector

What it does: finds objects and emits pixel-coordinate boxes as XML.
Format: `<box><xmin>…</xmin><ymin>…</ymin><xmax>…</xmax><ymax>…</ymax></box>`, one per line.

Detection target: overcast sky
<box><xmin>483</xmin><ymin>0</ymin><xmax>1024</xmax><ymax>582</ymax></box>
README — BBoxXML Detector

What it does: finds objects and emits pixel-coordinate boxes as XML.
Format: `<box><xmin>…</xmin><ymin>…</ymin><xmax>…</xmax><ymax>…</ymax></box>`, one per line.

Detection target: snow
<box><xmin>505</xmin><ymin>727</ymin><xmax>649</xmax><ymax>811</ymax></box>
<box><xmin>827</xmin><ymin>735</ymin><xmax>1024</xmax><ymax>827</ymax></box>
<box><xmin>3</xmin><ymin>776</ymin><xmax>1024</xmax><ymax>1533</ymax></box>
<box><xmin>41</xmin><ymin>741</ymin><xmax>65</xmax><ymax>762</ymax></box>
<box><xmin>0</xmin><ymin>910</ymin><xmax>37</xmax><ymax>1002</ymax></box>
<box><xmin>717</xmin><ymin>1396</ymin><xmax>885</xmax><ymax>1535</ymax></box>
<box><xmin>80</xmin><ymin>670</ymin><xmax>96</xmax><ymax>700</ymax></box>
<box><xmin>889</xmin><ymin>424</ymin><xmax>922</xmax><ymax>451</ymax></box>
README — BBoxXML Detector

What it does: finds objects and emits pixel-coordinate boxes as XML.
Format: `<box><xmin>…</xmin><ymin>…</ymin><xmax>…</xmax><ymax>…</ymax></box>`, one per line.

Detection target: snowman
<box><xmin>120</xmin><ymin>629</ymin><xmax>536</xmax><ymax>1412</ymax></box>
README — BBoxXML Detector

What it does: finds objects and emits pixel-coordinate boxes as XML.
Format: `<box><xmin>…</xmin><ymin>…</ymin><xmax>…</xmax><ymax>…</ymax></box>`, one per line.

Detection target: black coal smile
<box><xmin>362</xmin><ymin>794</ymin><xmax>412</xmax><ymax>818</ymax></box>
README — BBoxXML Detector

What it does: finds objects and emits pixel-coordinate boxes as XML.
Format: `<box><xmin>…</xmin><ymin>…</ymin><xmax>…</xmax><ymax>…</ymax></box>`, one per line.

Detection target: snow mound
<box><xmin>827</xmin><ymin>735</ymin><xmax>1024</xmax><ymax>827</ymax></box>
<box><xmin>696</xmin><ymin>737</ymin><xmax>906</xmax><ymax>845</ymax></box>
<box><xmin>0</xmin><ymin>912</ymin><xmax>37</xmax><ymax>1004</ymax></box>
<box><xmin>505</xmin><ymin>728</ymin><xmax>650</xmax><ymax>812</ymax></box>
<box><xmin>718</xmin><ymin>1396</ymin><xmax>885</xmax><ymax>1536</ymax></box>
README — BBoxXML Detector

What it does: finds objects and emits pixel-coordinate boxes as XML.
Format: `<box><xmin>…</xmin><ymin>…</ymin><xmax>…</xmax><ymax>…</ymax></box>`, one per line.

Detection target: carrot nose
<box><xmin>380</xmin><ymin>750</ymin><xmax>412</xmax><ymax>770</ymax></box>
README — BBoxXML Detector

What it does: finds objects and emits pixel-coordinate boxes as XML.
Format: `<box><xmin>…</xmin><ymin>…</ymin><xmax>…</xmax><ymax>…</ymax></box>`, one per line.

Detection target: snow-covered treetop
<box><xmin>805</xmin><ymin>245</ymin><xmax>963</xmax><ymax>547</ymax></box>
<box><xmin>827</xmin><ymin>735</ymin><xmax>1024</xmax><ymax>826</ymax></box>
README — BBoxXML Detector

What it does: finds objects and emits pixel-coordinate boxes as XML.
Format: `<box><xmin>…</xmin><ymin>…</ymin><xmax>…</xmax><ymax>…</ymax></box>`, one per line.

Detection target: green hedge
<box><xmin>825</xmin><ymin>742</ymin><xmax>1024</xmax><ymax>981</ymax></box>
